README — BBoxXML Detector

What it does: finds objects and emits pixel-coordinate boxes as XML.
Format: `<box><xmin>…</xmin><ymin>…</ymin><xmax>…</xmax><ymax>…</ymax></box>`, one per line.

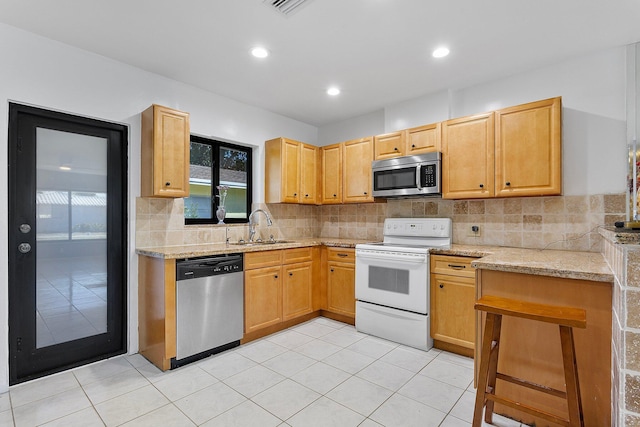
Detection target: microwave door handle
<box><xmin>416</xmin><ymin>165</ymin><xmax>422</xmax><ymax>191</ymax></box>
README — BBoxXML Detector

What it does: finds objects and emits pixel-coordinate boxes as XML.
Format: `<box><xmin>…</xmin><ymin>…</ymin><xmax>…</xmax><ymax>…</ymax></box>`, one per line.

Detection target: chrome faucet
<box><xmin>248</xmin><ymin>208</ymin><xmax>273</xmax><ymax>242</ymax></box>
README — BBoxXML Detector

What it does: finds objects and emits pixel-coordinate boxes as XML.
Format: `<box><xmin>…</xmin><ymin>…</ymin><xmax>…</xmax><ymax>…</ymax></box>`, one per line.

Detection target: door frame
<box><xmin>8</xmin><ymin>102</ymin><xmax>128</xmax><ymax>385</ymax></box>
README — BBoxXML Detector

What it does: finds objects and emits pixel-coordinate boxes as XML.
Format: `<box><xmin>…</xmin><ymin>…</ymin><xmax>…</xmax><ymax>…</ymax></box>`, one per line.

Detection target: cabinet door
<box><xmin>343</xmin><ymin>137</ymin><xmax>374</xmax><ymax>203</ymax></box>
<box><xmin>282</xmin><ymin>139</ymin><xmax>301</xmax><ymax>203</ymax></box>
<box><xmin>327</xmin><ymin>262</ymin><xmax>355</xmax><ymax>317</ymax></box>
<box><xmin>405</xmin><ymin>123</ymin><xmax>441</xmax><ymax>155</ymax></box>
<box><xmin>374</xmin><ymin>131</ymin><xmax>404</xmax><ymax>160</ymax></box>
<box><xmin>283</xmin><ymin>262</ymin><xmax>313</xmax><ymax>321</ymax></box>
<box><xmin>141</xmin><ymin>104</ymin><xmax>190</xmax><ymax>198</ymax></box>
<box><xmin>495</xmin><ymin>97</ymin><xmax>561</xmax><ymax>197</ymax></box>
<box><xmin>430</xmin><ymin>273</ymin><xmax>475</xmax><ymax>349</ymax></box>
<box><xmin>300</xmin><ymin>143</ymin><xmax>319</xmax><ymax>204</ymax></box>
<box><xmin>321</xmin><ymin>143</ymin><xmax>343</xmax><ymax>204</ymax></box>
<box><xmin>244</xmin><ymin>266</ymin><xmax>282</xmax><ymax>333</ymax></box>
<box><xmin>442</xmin><ymin>112</ymin><xmax>495</xmax><ymax>199</ymax></box>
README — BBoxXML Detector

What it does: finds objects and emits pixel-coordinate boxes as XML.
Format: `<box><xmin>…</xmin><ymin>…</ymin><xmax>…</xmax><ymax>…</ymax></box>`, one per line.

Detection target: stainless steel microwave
<box><xmin>371</xmin><ymin>152</ymin><xmax>441</xmax><ymax>198</ymax></box>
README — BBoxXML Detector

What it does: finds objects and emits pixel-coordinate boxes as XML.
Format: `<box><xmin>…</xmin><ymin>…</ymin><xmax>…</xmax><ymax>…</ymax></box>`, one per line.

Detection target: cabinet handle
<box><xmin>412</xmin><ymin>144</ymin><xmax>416</xmax><ymax>148</ymax></box>
<box><xmin>394</xmin><ymin>147</ymin><xmax>398</xmax><ymax>151</ymax></box>
<box><xmin>447</xmin><ymin>264</ymin><xmax>466</xmax><ymax>270</ymax></box>
<box><xmin>505</xmin><ymin>181</ymin><xmax>511</xmax><ymax>186</ymax></box>
<box><xmin>333</xmin><ymin>194</ymin><xmax>337</xmax><ymax>197</ymax></box>
<box><xmin>479</xmin><ymin>184</ymin><xmax>484</xmax><ymax>188</ymax></box>
<box><xmin>165</xmin><ymin>182</ymin><xmax>171</xmax><ymax>186</ymax></box>
<box><xmin>337</xmin><ymin>253</ymin><xmax>348</xmax><ymax>258</ymax></box>
<box><xmin>364</xmin><ymin>192</ymin><xmax>367</xmax><ymax>195</ymax></box>
<box><xmin>439</xmin><ymin>283</ymin><xmax>444</xmax><ymax>289</ymax></box>
<box><xmin>305</xmin><ymin>194</ymin><xmax>309</xmax><ymax>197</ymax></box>
<box><xmin>330</xmin><ymin>268</ymin><xmax>334</xmax><ymax>272</ymax></box>
<box><xmin>289</xmin><ymin>272</ymin><xmax>293</xmax><ymax>276</ymax></box>
<box><xmin>274</xmin><ymin>275</ymin><xmax>278</xmax><ymax>279</ymax></box>
<box><xmin>294</xmin><ymin>193</ymin><xmax>297</xmax><ymax>196</ymax></box>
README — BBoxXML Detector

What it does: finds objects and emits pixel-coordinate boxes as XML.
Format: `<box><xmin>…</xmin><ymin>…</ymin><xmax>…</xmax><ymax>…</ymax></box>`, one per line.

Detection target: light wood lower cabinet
<box><xmin>476</xmin><ymin>269</ymin><xmax>611</xmax><ymax>427</ymax></box>
<box><xmin>138</xmin><ymin>255</ymin><xmax>176</xmax><ymax>371</ymax></box>
<box><xmin>323</xmin><ymin>248</ymin><xmax>356</xmax><ymax>320</ymax></box>
<box><xmin>243</xmin><ymin>247</ymin><xmax>319</xmax><ymax>341</ymax></box>
<box><xmin>283</xmin><ymin>262</ymin><xmax>313</xmax><ymax>321</ymax></box>
<box><xmin>245</xmin><ymin>265</ymin><xmax>283</xmax><ymax>333</ymax></box>
<box><xmin>430</xmin><ymin>255</ymin><xmax>477</xmax><ymax>357</ymax></box>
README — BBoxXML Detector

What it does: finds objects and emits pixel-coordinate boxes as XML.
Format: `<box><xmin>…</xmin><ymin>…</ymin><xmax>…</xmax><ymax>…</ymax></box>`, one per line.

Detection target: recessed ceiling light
<box><xmin>250</xmin><ymin>47</ymin><xmax>269</xmax><ymax>58</ymax></box>
<box><xmin>432</xmin><ymin>47</ymin><xmax>450</xmax><ymax>58</ymax></box>
<box><xmin>327</xmin><ymin>87</ymin><xmax>340</xmax><ymax>96</ymax></box>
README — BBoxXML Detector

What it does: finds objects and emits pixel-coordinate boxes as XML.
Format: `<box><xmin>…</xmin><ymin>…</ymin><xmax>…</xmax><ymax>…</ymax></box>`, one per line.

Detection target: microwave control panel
<box><xmin>421</xmin><ymin>164</ymin><xmax>437</xmax><ymax>188</ymax></box>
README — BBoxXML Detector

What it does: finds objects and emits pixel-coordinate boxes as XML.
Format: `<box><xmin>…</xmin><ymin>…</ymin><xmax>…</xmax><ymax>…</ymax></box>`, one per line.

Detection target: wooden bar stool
<box><xmin>473</xmin><ymin>295</ymin><xmax>586</xmax><ymax>427</ymax></box>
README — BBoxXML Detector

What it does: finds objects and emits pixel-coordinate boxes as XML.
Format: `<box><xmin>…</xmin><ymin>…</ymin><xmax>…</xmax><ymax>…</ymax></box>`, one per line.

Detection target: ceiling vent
<box><xmin>263</xmin><ymin>0</ymin><xmax>313</xmax><ymax>16</ymax></box>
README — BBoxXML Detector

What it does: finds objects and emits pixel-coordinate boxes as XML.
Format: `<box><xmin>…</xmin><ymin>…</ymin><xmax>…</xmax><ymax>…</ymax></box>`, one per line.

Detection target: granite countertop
<box><xmin>137</xmin><ymin>239</ymin><xmax>614</xmax><ymax>283</ymax></box>
<box><xmin>136</xmin><ymin>238</ymin><xmax>372</xmax><ymax>259</ymax></box>
<box><xmin>432</xmin><ymin>244</ymin><xmax>613</xmax><ymax>283</ymax></box>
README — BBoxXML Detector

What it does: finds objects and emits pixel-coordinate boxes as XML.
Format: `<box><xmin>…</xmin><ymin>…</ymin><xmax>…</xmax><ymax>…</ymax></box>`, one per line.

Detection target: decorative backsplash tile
<box><xmin>135</xmin><ymin>193</ymin><xmax>625</xmax><ymax>252</ymax></box>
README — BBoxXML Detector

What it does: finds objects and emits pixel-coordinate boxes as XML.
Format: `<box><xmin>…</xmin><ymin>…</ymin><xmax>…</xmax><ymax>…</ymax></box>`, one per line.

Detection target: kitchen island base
<box><xmin>475</xmin><ymin>269</ymin><xmax>611</xmax><ymax>427</ymax></box>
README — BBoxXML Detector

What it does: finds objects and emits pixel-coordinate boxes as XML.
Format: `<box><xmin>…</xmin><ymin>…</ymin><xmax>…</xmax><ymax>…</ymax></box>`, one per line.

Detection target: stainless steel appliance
<box><xmin>371</xmin><ymin>152</ymin><xmax>441</xmax><ymax>198</ymax></box>
<box><xmin>355</xmin><ymin>218</ymin><xmax>452</xmax><ymax>350</ymax></box>
<box><xmin>173</xmin><ymin>253</ymin><xmax>244</xmax><ymax>368</ymax></box>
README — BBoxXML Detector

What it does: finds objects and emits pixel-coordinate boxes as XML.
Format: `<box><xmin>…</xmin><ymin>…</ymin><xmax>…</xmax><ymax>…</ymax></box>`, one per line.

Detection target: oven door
<box><xmin>355</xmin><ymin>249</ymin><xmax>429</xmax><ymax>314</ymax></box>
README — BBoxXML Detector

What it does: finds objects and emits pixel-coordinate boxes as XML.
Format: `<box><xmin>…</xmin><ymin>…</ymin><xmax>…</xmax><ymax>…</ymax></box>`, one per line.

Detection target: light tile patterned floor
<box><xmin>0</xmin><ymin>317</ymin><xmax>526</xmax><ymax>427</ymax></box>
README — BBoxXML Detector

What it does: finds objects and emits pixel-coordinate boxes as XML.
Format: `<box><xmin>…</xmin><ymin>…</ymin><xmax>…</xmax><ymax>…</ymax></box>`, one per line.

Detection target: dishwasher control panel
<box><xmin>176</xmin><ymin>253</ymin><xmax>243</xmax><ymax>281</ymax></box>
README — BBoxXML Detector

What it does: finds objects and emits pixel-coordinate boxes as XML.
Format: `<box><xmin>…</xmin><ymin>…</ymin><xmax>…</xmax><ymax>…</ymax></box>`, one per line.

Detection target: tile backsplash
<box><xmin>135</xmin><ymin>193</ymin><xmax>625</xmax><ymax>252</ymax></box>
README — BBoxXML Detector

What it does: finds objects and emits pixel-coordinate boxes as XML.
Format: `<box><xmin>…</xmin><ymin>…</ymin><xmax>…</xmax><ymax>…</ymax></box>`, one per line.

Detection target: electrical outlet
<box><xmin>467</xmin><ymin>225</ymin><xmax>482</xmax><ymax>238</ymax></box>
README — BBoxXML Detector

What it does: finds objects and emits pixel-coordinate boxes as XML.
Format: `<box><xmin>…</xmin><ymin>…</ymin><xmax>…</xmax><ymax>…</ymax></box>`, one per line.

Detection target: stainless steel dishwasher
<box><xmin>173</xmin><ymin>253</ymin><xmax>244</xmax><ymax>368</ymax></box>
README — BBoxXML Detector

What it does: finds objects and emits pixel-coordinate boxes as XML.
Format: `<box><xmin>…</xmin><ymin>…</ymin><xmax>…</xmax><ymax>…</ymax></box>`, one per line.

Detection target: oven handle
<box><xmin>356</xmin><ymin>251</ymin><xmax>427</xmax><ymax>263</ymax></box>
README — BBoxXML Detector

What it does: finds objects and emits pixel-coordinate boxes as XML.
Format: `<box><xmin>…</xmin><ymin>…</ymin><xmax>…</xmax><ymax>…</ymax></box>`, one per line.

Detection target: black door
<box><xmin>8</xmin><ymin>103</ymin><xmax>127</xmax><ymax>384</ymax></box>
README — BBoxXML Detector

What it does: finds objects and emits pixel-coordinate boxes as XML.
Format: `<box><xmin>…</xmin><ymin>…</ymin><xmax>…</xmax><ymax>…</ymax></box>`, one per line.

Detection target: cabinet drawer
<box><xmin>245</xmin><ymin>250</ymin><xmax>282</xmax><ymax>269</ymax></box>
<box><xmin>283</xmin><ymin>247</ymin><xmax>313</xmax><ymax>264</ymax></box>
<box><xmin>430</xmin><ymin>255</ymin><xmax>476</xmax><ymax>278</ymax></box>
<box><xmin>327</xmin><ymin>247</ymin><xmax>355</xmax><ymax>263</ymax></box>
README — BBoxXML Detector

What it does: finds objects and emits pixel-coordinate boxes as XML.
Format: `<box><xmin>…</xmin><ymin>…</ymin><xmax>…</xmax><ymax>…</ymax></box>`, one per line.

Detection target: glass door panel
<box><xmin>35</xmin><ymin>128</ymin><xmax>108</xmax><ymax>348</ymax></box>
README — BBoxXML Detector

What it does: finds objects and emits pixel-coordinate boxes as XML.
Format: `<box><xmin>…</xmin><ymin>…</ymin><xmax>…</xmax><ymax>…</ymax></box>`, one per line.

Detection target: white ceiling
<box><xmin>1</xmin><ymin>0</ymin><xmax>640</xmax><ymax>127</ymax></box>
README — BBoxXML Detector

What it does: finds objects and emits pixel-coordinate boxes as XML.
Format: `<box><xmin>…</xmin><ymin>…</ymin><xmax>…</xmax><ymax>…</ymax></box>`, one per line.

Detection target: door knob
<box><xmin>19</xmin><ymin>224</ymin><xmax>31</xmax><ymax>233</ymax></box>
<box><xmin>18</xmin><ymin>243</ymin><xmax>31</xmax><ymax>254</ymax></box>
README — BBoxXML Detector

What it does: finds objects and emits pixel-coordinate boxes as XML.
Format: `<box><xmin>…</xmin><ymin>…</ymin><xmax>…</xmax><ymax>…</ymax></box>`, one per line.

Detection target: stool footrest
<box><xmin>495</xmin><ymin>372</ymin><xmax>567</xmax><ymax>399</ymax></box>
<box><xmin>487</xmin><ymin>394</ymin><xmax>570</xmax><ymax>427</ymax></box>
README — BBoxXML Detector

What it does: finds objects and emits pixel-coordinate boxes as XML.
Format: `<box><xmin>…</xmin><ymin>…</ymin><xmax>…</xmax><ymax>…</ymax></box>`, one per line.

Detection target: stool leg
<box><xmin>484</xmin><ymin>314</ymin><xmax>502</xmax><ymax>424</ymax></box>
<box><xmin>473</xmin><ymin>312</ymin><xmax>502</xmax><ymax>427</ymax></box>
<box><xmin>559</xmin><ymin>326</ymin><xmax>584</xmax><ymax>427</ymax></box>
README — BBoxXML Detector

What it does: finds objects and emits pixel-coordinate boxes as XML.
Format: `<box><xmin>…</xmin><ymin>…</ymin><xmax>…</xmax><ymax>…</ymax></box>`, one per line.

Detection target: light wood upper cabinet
<box><xmin>374</xmin><ymin>131</ymin><xmax>404</xmax><ymax>160</ymax></box>
<box><xmin>405</xmin><ymin>122</ymin><xmax>441</xmax><ymax>155</ymax></box>
<box><xmin>321</xmin><ymin>143</ymin><xmax>343</xmax><ymax>204</ymax></box>
<box><xmin>495</xmin><ymin>97</ymin><xmax>562</xmax><ymax>197</ymax></box>
<box><xmin>300</xmin><ymin>143</ymin><xmax>319</xmax><ymax>204</ymax></box>
<box><xmin>141</xmin><ymin>104</ymin><xmax>190</xmax><ymax>198</ymax></box>
<box><xmin>343</xmin><ymin>137</ymin><xmax>374</xmax><ymax>203</ymax></box>
<box><xmin>442</xmin><ymin>112</ymin><xmax>495</xmax><ymax>199</ymax></box>
<box><xmin>265</xmin><ymin>137</ymin><xmax>303</xmax><ymax>204</ymax></box>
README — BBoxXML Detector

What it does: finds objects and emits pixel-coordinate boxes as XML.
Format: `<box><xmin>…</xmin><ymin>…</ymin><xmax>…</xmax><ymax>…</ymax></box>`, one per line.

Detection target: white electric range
<box><xmin>355</xmin><ymin>218</ymin><xmax>452</xmax><ymax>350</ymax></box>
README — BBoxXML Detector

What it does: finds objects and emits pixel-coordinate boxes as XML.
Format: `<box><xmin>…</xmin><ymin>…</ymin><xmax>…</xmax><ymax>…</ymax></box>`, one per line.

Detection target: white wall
<box><xmin>0</xmin><ymin>23</ymin><xmax>317</xmax><ymax>392</ymax></box>
<box><xmin>317</xmin><ymin>109</ymin><xmax>384</xmax><ymax>146</ymax></box>
<box><xmin>319</xmin><ymin>47</ymin><xmax>628</xmax><ymax>196</ymax></box>
<box><xmin>384</xmin><ymin>90</ymin><xmax>451</xmax><ymax>132</ymax></box>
